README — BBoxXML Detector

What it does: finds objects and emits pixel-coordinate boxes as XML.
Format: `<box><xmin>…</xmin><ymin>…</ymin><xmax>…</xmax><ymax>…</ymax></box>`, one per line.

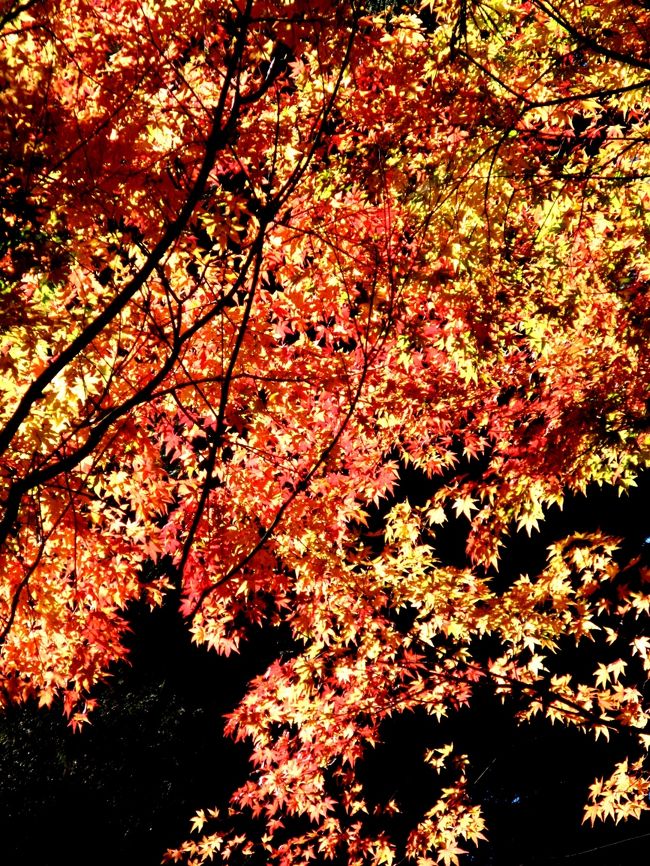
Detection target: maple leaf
<box><xmin>595</xmin><ymin>663</ymin><xmax>611</xmax><ymax>689</ymax></box>
<box><xmin>452</xmin><ymin>496</ymin><xmax>478</xmax><ymax>521</ymax></box>
<box><xmin>191</xmin><ymin>810</ymin><xmax>208</xmax><ymax>834</ymax></box>
<box><xmin>437</xmin><ymin>845</ymin><xmax>468</xmax><ymax>866</ymax></box>
<box><xmin>608</xmin><ymin>659</ymin><xmax>627</xmax><ymax>682</ymax></box>
<box><xmin>631</xmin><ymin>636</ymin><xmax>650</xmax><ymax>659</ymax></box>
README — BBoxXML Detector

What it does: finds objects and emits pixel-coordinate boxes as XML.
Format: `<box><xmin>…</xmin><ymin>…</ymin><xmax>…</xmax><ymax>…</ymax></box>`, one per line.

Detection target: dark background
<box><xmin>0</xmin><ymin>472</ymin><xmax>648</xmax><ymax>866</ymax></box>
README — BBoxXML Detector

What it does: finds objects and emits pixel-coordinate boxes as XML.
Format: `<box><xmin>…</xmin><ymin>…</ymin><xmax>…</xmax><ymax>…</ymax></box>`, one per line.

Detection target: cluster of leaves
<box><xmin>1</xmin><ymin>0</ymin><xmax>650</xmax><ymax>863</ymax></box>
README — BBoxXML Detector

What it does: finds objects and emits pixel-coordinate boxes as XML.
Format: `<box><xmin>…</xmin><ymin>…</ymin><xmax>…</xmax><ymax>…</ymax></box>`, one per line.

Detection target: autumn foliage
<box><xmin>1</xmin><ymin>0</ymin><xmax>650</xmax><ymax>862</ymax></box>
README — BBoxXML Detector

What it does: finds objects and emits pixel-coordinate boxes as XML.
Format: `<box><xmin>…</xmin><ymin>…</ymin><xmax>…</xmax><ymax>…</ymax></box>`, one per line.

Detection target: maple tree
<box><xmin>1</xmin><ymin>0</ymin><xmax>650</xmax><ymax>863</ymax></box>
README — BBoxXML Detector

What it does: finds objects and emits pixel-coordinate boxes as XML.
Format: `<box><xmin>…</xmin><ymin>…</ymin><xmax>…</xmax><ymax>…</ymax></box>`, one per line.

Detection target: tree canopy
<box><xmin>1</xmin><ymin>1</ymin><xmax>649</xmax><ymax>863</ymax></box>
